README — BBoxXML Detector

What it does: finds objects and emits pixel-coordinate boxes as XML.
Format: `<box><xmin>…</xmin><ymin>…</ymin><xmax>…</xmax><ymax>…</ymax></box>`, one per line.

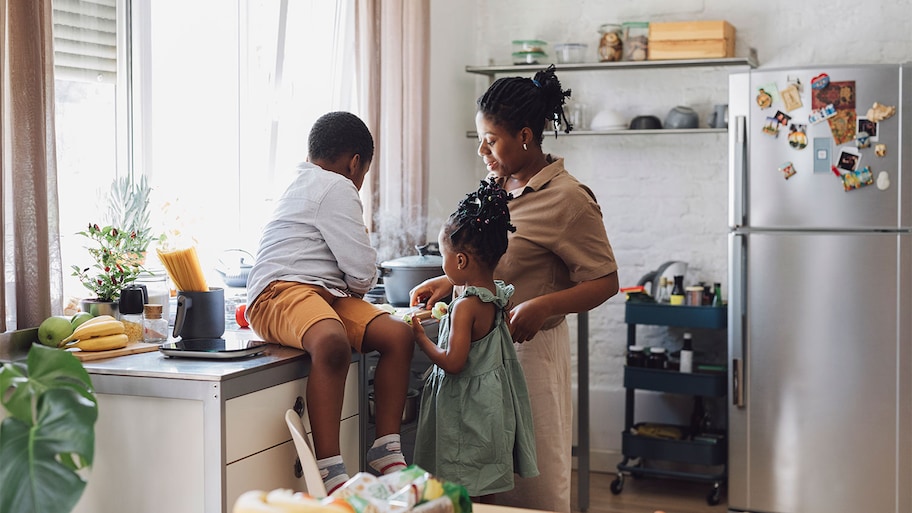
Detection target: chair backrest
<box><xmin>284</xmin><ymin>409</ymin><xmax>327</xmax><ymax>497</ymax></box>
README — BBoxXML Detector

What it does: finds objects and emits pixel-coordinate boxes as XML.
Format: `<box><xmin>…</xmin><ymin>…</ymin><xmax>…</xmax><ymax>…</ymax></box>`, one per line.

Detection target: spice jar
<box><xmin>647</xmin><ymin>347</ymin><xmax>667</xmax><ymax>369</ymax></box>
<box><xmin>597</xmin><ymin>23</ymin><xmax>623</xmax><ymax>62</ymax></box>
<box><xmin>621</xmin><ymin>21</ymin><xmax>649</xmax><ymax>61</ymax></box>
<box><xmin>143</xmin><ymin>304</ymin><xmax>168</xmax><ymax>343</ymax></box>
<box><xmin>626</xmin><ymin>345</ymin><xmax>647</xmax><ymax>367</ymax></box>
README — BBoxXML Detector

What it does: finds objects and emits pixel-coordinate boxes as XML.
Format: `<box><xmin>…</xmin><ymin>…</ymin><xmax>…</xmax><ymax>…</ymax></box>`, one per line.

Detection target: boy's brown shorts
<box><xmin>247</xmin><ymin>281</ymin><xmax>386</xmax><ymax>353</ymax></box>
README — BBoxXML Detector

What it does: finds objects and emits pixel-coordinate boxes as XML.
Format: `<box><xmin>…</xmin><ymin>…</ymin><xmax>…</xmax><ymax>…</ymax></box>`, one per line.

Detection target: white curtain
<box><xmin>1</xmin><ymin>0</ymin><xmax>64</xmax><ymax>331</ymax></box>
<box><xmin>356</xmin><ymin>0</ymin><xmax>430</xmax><ymax>262</ymax></box>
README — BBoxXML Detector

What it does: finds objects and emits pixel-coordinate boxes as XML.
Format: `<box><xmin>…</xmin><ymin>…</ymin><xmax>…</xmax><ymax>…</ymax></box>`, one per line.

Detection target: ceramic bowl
<box><xmin>664</xmin><ymin>106</ymin><xmax>699</xmax><ymax>129</ymax></box>
<box><xmin>629</xmin><ymin>115</ymin><xmax>662</xmax><ymax>130</ymax></box>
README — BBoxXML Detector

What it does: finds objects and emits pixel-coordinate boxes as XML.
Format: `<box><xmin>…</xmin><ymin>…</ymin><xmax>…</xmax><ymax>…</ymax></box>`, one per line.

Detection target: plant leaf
<box><xmin>0</xmin><ymin>362</ymin><xmax>30</xmax><ymax>422</ymax></box>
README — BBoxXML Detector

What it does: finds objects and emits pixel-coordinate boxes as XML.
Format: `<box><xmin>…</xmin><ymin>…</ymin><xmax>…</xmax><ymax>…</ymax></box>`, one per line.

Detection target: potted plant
<box><xmin>0</xmin><ymin>344</ymin><xmax>98</xmax><ymax>513</ymax></box>
<box><xmin>70</xmin><ymin>223</ymin><xmax>145</xmax><ymax>315</ymax></box>
<box><xmin>105</xmin><ymin>174</ymin><xmax>156</xmax><ymax>259</ymax></box>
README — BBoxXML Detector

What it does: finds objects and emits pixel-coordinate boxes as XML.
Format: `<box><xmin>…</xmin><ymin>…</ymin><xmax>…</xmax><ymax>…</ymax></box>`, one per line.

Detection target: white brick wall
<box><xmin>429</xmin><ymin>0</ymin><xmax>912</xmax><ymax>468</ymax></box>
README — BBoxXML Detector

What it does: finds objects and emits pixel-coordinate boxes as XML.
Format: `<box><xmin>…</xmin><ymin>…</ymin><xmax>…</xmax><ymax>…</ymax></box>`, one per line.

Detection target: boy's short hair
<box><xmin>308</xmin><ymin>111</ymin><xmax>374</xmax><ymax>163</ymax></box>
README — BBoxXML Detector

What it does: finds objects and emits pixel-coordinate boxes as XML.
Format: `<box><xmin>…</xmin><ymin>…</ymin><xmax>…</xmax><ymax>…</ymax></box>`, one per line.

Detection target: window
<box><xmin>55</xmin><ymin>0</ymin><xmax>355</xmax><ymax>302</ymax></box>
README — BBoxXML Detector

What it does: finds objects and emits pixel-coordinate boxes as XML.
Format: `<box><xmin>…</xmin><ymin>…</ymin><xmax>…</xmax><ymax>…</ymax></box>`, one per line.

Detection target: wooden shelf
<box><xmin>466</xmin><ymin>127</ymin><xmax>725</xmax><ymax>138</ymax></box>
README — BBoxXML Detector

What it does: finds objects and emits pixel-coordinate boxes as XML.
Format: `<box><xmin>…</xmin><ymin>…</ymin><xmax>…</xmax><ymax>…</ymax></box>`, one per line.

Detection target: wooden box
<box><xmin>648</xmin><ymin>20</ymin><xmax>735</xmax><ymax>60</ymax></box>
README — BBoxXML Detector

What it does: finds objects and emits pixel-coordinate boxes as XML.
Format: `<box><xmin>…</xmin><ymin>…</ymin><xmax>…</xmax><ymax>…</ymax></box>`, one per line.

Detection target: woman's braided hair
<box><xmin>476</xmin><ymin>64</ymin><xmax>573</xmax><ymax>143</ymax></box>
<box><xmin>444</xmin><ymin>177</ymin><xmax>516</xmax><ymax>269</ymax></box>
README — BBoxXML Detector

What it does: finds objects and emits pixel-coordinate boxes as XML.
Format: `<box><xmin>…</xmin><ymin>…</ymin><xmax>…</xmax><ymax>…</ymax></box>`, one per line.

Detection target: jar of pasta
<box><xmin>621</xmin><ymin>21</ymin><xmax>649</xmax><ymax>61</ymax></box>
<box><xmin>597</xmin><ymin>23</ymin><xmax>623</xmax><ymax>62</ymax></box>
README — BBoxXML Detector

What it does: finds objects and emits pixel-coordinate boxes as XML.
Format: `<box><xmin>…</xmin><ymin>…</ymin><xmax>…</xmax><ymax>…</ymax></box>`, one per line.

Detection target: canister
<box><xmin>647</xmin><ymin>347</ymin><xmax>667</xmax><ymax>369</ymax></box>
<box><xmin>621</xmin><ymin>21</ymin><xmax>649</xmax><ymax>61</ymax></box>
<box><xmin>626</xmin><ymin>345</ymin><xmax>647</xmax><ymax>367</ymax></box>
<box><xmin>597</xmin><ymin>24</ymin><xmax>623</xmax><ymax>62</ymax></box>
<box><xmin>685</xmin><ymin>286</ymin><xmax>704</xmax><ymax>306</ymax></box>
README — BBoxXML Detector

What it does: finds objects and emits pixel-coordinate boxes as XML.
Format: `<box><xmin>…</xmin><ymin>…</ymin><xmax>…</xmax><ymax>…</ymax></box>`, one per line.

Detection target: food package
<box><xmin>331</xmin><ymin>466</ymin><xmax>471</xmax><ymax>513</ymax></box>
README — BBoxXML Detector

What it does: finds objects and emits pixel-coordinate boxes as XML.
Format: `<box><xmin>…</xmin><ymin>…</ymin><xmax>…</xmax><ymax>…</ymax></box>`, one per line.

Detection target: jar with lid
<box><xmin>647</xmin><ymin>347</ymin><xmax>667</xmax><ymax>369</ymax></box>
<box><xmin>597</xmin><ymin>24</ymin><xmax>623</xmax><ymax>62</ymax></box>
<box><xmin>621</xmin><ymin>21</ymin><xmax>649</xmax><ymax>61</ymax></box>
<box><xmin>119</xmin><ymin>285</ymin><xmax>146</xmax><ymax>343</ymax></box>
<box><xmin>626</xmin><ymin>345</ymin><xmax>647</xmax><ymax>367</ymax></box>
<box><xmin>143</xmin><ymin>304</ymin><xmax>168</xmax><ymax>343</ymax></box>
<box><xmin>136</xmin><ymin>269</ymin><xmax>171</xmax><ymax>328</ymax></box>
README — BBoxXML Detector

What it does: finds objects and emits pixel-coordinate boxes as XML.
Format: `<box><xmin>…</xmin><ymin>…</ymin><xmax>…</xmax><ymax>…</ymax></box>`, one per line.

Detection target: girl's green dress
<box><xmin>413</xmin><ymin>281</ymin><xmax>539</xmax><ymax>496</ymax></box>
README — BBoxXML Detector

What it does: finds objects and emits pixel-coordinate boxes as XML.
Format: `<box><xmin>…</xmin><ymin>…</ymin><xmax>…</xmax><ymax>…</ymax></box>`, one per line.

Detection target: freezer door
<box><xmin>727</xmin><ymin>231</ymin><xmax>912</xmax><ymax>513</ymax></box>
<box><xmin>729</xmin><ymin>64</ymin><xmax>911</xmax><ymax>230</ymax></box>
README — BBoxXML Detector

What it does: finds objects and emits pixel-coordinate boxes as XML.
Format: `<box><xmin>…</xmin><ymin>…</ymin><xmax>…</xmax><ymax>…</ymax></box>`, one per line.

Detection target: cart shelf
<box><xmin>624</xmin><ymin>366</ymin><xmax>726</xmax><ymax>397</ymax></box>
<box><xmin>622</xmin><ymin>428</ymin><xmax>726</xmax><ymax>466</ymax></box>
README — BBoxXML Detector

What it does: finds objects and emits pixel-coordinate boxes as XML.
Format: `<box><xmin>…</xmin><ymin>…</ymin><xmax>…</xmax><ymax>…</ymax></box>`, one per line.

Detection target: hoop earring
<box><xmin>523</xmin><ymin>143</ymin><xmax>528</xmax><ymax>151</ymax></box>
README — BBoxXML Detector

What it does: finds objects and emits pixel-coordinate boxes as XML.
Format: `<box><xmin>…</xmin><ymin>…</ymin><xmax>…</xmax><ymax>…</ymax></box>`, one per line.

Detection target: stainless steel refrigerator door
<box><xmin>728</xmin><ymin>231</ymin><xmax>912</xmax><ymax>513</ymax></box>
<box><xmin>728</xmin><ymin>64</ymin><xmax>911</xmax><ymax>230</ymax></box>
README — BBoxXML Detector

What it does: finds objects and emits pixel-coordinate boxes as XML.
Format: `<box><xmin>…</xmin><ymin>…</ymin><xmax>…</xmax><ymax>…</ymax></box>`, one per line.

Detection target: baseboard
<box><xmin>573</xmin><ymin>448</ymin><xmax>621</xmax><ymax>474</ymax></box>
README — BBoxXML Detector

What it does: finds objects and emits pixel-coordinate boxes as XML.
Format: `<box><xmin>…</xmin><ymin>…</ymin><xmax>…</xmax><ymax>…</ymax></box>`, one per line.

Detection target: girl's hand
<box><xmin>409</xmin><ymin>275</ymin><xmax>452</xmax><ymax>308</ymax></box>
<box><xmin>409</xmin><ymin>314</ymin><xmax>427</xmax><ymax>339</ymax></box>
<box><xmin>507</xmin><ymin>298</ymin><xmax>550</xmax><ymax>343</ymax></box>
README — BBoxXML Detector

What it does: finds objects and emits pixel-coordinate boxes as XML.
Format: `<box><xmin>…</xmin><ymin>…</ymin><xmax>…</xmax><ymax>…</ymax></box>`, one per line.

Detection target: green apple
<box><xmin>37</xmin><ymin>316</ymin><xmax>74</xmax><ymax>347</ymax></box>
<box><xmin>70</xmin><ymin>312</ymin><xmax>94</xmax><ymax>330</ymax></box>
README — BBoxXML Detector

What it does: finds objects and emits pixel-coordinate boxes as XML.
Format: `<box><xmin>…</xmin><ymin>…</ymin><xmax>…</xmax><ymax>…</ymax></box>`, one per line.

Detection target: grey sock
<box><xmin>316</xmin><ymin>455</ymin><xmax>349</xmax><ymax>494</ymax></box>
<box><xmin>367</xmin><ymin>433</ymin><xmax>407</xmax><ymax>475</ymax></box>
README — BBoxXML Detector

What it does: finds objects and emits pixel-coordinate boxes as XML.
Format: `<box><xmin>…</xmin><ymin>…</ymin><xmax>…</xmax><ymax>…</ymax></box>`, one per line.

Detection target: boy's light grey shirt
<box><xmin>246</xmin><ymin>162</ymin><xmax>378</xmax><ymax>305</ymax></box>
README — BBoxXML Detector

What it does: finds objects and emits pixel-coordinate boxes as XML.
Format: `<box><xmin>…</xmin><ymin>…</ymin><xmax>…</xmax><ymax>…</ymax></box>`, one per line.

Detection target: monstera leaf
<box><xmin>0</xmin><ymin>344</ymin><xmax>98</xmax><ymax>513</ymax></box>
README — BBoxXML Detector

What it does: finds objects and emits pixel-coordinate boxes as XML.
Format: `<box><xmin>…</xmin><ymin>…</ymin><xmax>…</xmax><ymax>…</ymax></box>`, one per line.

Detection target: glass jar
<box><xmin>647</xmin><ymin>347</ymin><xmax>667</xmax><ymax>369</ymax></box>
<box><xmin>143</xmin><ymin>304</ymin><xmax>169</xmax><ymax>343</ymax></box>
<box><xmin>597</xmin><ymin>24</ymin><xmax>623</xmax><ymax>62</ymax></box>
<box><xmin>626</xmin><ymin>345</ymin><xmax>647</xmax><ymax>367</ymax></box>
<box><xmin>136</xmin><ymin>269</ymin><xmax>171</xmax><ymax>328</ymax></box>
<box><xmin>621</xmin><ymin>21</ymin><xmax>649</xmax><ymax>61</ymax></box>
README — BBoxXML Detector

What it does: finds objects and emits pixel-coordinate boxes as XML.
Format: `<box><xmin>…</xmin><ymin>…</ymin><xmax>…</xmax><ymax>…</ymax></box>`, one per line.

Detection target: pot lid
<box><xmin>380</xmin><ymin>254</ymin><xmax>443</xmax><ymax>268</ymax></box>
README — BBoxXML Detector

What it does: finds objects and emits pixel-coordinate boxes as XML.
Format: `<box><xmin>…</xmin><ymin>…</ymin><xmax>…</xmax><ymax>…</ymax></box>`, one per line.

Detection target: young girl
<box><xmin>409</xmin><ymin>178</ymin><xmax>538</xmax><ymax>502</ymax></box>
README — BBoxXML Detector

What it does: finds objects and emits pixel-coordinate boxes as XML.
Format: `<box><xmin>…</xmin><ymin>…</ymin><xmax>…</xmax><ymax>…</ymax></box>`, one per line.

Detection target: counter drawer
<box><xmin>226</xmin><ymin>362</ymin><xmax>359</xmax><ymax>463</ymax></box>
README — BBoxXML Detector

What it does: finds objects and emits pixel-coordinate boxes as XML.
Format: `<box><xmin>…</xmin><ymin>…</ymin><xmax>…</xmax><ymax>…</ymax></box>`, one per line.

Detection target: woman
<box><xmin>410</xmin><ymin>65</ymin><xmax>619</xmax><ymax>512</ymax></box>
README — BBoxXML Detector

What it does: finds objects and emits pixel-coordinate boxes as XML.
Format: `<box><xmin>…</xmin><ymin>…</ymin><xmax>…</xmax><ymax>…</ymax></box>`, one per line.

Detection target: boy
<box><xmin>246</xmin><ymin>111</ymin><xmax>413</xmax><ymax>493</ymax></box>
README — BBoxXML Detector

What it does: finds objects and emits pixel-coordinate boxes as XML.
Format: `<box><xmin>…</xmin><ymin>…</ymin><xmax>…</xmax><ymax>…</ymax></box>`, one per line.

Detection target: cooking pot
<box><xmin>215</xmin><ymin>249</ymin><xmax>255</xmax><ymax>287</ymax></box>
<box><xmin>378</xmin><ymin>244</ymin><xmax>443</xmax><ymax>307</ymax></box>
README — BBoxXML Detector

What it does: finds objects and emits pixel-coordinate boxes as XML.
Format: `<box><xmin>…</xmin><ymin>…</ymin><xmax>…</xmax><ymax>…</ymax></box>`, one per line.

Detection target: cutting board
<box><xmin>70</xmin><ymin>341</ymin><xmax>161</xmax><ymax>362</ymax></box>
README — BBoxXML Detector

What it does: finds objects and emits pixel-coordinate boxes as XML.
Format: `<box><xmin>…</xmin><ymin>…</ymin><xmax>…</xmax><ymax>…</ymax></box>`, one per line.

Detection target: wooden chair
<box><xmin>284</xmin><ymin>409</ymin><xmax>327</xmax><ymax>497</ymax></box>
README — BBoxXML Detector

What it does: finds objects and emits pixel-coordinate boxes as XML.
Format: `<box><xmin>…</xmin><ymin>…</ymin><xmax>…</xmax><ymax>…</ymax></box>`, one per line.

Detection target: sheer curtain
<box><xmin>356</xmin><ymin>0</ymin><xmax>430</xmax><ymax>262</ymax></box>
<box><xmin>1</xmin><ymin>0</ymin><xmax>63</xmax><ymax>331</ymax></box>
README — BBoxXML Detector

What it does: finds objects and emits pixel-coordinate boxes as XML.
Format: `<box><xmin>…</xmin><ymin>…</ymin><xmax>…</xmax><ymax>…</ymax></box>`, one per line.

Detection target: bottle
<box><xmin>679</xmin><ymin>332</ymin><xmax>693</xmax><ymax>373</ymax></box>
<box><xmin>119</xmin><ymin>285</ymin><xmax>146</xmax><ymax>343</ymax></box>
<box><xmin>712</xmin><ymin>282</ymin><xmax>724</xmax><ymax>307</ymax></box>
<box><xmin>626</xmin><ymin>345</ymin><xmax>647</xmax><ymax>367</ymax></box>
<box><xmin>143</xmin><ymin>304</ymin><xmax>168</xmax><ymax>343</ymax></box>
<box><xmin>670</xmin><ymin>275</ymin><xmax>685</xmax><ymax>305</ymax></box>
<box><xmin>647</xmin><ymin>347</ymin><xmax>667</xmax><ymax>369</ymax></box>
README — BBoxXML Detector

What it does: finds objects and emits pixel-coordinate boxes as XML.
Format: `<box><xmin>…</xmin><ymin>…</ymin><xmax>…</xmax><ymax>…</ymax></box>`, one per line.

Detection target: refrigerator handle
<box><xmin>729</xmin><ymin>115</ymin><xmax>747</xmax><ymax>228</ymax></box>
<box><xmin>729</xmin><ymin>233</ymin><xmax>746</xmax><ymax>408</ymax></box>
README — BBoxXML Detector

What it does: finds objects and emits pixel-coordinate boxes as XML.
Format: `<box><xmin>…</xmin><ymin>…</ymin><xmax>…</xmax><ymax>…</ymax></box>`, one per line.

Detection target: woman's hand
<box><xmin>409</xmin><ymin>275</ymin><xmax>452</xmax><ymax>308</ymax></box>
<box><xmin>507</xmin><ymin>297</ymin><xmax>552</xmax><ymax>343</ymax></box>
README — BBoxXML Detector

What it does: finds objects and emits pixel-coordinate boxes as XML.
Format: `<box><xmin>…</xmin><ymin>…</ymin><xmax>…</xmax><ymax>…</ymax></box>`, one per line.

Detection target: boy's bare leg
<box><xmin>300</xmin><ymin>318</ymin><xmax>351</xmax><ymax>459</ymax></box>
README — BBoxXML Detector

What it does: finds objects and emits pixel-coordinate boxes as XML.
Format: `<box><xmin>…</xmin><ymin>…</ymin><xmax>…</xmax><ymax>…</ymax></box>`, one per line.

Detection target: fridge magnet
<box><xmin>842</xmin><ymin>166</ymin><xmax>874</xmax><ymax>192</ymax></box>
<box><xmin>813</xmin><ymin>80</ymin><xmax>856</xmax><ymax>145</ymax></box>
<box><xmin>779</xmin><ymin>161</ymin><xmax>797</xmax><ymax>180</ymax></box>
<box><xmin>808</xmin><ymin>104</ymin><xmax>836</xmax><ymax>124</ymax></box>
<box><xmin>810</xmin><ymin>73</ymin><xmax>830</xmax><ymax>90</ymax></box>
<box><xmin>836</xmin><ymin>148</ymin><xmax>861</xmax><ymax>172</ymax></box>
<box><xmin>780</xmin><ymin>84</ymin><xmax>803</xmax><ymax>111</ymax></box>
<box><xmin>865</xmin><ymin>102</ymin><xmax>896</xmax><ymax>122</ymax></box>
<box><xmin>856</xmin><ymin>117</ymin><xmax>878</xmax><ymax>141</ymax></box>
<box><xmin>788</xmin><ymin>124</ymin><xmax>808</xmax><ymax>150</ymax></box>
<box><xmin>756</xmin><ymin>83</ymin><xmax>779</xmax><ymax>109</ymax></box>
<box><xmin>774</xmin><ymin>110</ymin><xmax>792</xmax><ymax>125</ymax></box>
<box><xmin>787</xmin><ymin>75</ymin><xmax>804</xmax><ymax>92</ymax></box>
<box><xmin>813</xmin><ymin>137</ymin><xmax>833</xmax><ymax>173</ymax></box>
<box><xmin>875</xmin><ymin>143</ymin><xmax>887</xmax><ymax>157</ymax></box>
<box><xmin>762</xmin><ymin>117</ymin><xmax>781</xmax><ymax>137</ymax></box>
<box><xmin>876</xmin><ymin>171</ymin><xmax>891</xmax><ymax>191</ymax></box>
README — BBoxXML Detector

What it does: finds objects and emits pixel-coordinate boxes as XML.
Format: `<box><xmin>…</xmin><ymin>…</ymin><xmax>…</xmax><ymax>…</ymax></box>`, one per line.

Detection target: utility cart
<box><xmin>611</xmin><ymin>302</ymin><xmax>728</xmax><ymax>506</ymax></box>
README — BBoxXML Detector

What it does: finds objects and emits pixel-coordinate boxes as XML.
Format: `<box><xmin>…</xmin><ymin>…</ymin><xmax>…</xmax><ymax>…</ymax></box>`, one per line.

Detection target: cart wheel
<box><xmin>707</xmin><ymin>484</ymin><xmax>722</xmax><ymax>506</ymax></box>
<box><xmin>610</xmin><ymin>475</ymin><xmax>624</xmax><ymax>495</ymax></box>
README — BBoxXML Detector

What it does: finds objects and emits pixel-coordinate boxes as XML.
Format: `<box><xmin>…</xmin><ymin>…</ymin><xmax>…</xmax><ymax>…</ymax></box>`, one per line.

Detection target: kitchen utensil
<box><xmin>589</xmin><ymin>109</ymin><xmax>627</xmax><ymax>130</ymax></box>
<box><xmin>629</xmin><ymin>115</ymin><xmax>662</xmax><ymax>130</ymax></box>
<box><xmin>664</xmin><ymin>106</ymin><xmax>699</xmax><ymax>129</ymax></box>
<box><xmin>554</xmin><ymin>43</ymin><xmax>588</xmax><ymax>63</ymax></box>
<box><xmin>636</xmin><ymin>261</ymin><xmax>688</xmax><ymax>298</ymax></box>
<box><xmin>368</xmin><ymin>387</ymin><xmax>420</xmax><ymax>424</ymax></box>
<box><xmin>379</xmin><ymin>244</ymin><xmax>443</xmax><ymax>307</ymax></box>
<box><xmin>173</xmin><ymin>287</ymin><xmax>226</xmax><ymax>340</ymax></box>
<box><xmin>216</xmin><ymin>249</ymin><xmax>255</xmax><ymax>287</ymax></box>
<box><xmin>708</xmin><ymin>104</ymin><xmax>729</xmax><ymax>128</ymax></box>
<box><xmin>72</xmin><ymin>341</ymin><xmax>161</xmax><ymax>362</ymax></box>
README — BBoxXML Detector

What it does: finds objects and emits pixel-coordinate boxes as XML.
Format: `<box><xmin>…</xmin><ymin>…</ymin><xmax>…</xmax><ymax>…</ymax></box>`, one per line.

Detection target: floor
<box><xmin>570</xmin><ymin>471</ymin><xmax>728</xmax><ymax>513</ymax></box>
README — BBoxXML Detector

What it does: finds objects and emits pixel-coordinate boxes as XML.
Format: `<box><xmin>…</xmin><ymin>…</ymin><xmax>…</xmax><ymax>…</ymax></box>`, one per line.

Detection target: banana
<box><xmin>78</xmin><ymin>315</ymin><xmax>116</xmax><ymax>327</ymax></box>
<box><xmin>59</xmin><ymin>319</ymin><xmax>125</xmax><ymax>345</ymax></box>
<box><xmin>68</xmin><ymin>333</ymin><xmax>128</xmax><ymax>352</ymax></box>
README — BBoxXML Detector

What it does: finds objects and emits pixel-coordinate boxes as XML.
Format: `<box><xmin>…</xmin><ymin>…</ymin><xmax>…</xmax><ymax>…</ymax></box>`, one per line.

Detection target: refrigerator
<box><xmin>727</xmin><ymin>63</ymin><xmax>912</xmax><ymax>513</ymax></box>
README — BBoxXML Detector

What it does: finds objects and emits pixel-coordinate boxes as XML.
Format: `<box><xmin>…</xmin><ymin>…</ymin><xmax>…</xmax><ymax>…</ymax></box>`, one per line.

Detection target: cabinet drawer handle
<box><xmin>293</xmin><ymin>396</ymin><xmax>305</xmax><ymax>416</ymax></box>
<box><xmin>293</xmin><ymin>457</ymin><xmax>303</xmax><ymax>478</ymax></box>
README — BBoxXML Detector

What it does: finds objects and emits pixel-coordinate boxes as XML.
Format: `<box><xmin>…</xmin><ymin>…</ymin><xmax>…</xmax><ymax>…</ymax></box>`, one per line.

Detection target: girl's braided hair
<box><xmin>476</xmin><ymin>64</ymin><xmax>573</xmax><ymax>144</ymax></box>
<box><xmin>444</xmin><ymin>177</ymin><xmax>516</xmax><ymax>269</ymax></box>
